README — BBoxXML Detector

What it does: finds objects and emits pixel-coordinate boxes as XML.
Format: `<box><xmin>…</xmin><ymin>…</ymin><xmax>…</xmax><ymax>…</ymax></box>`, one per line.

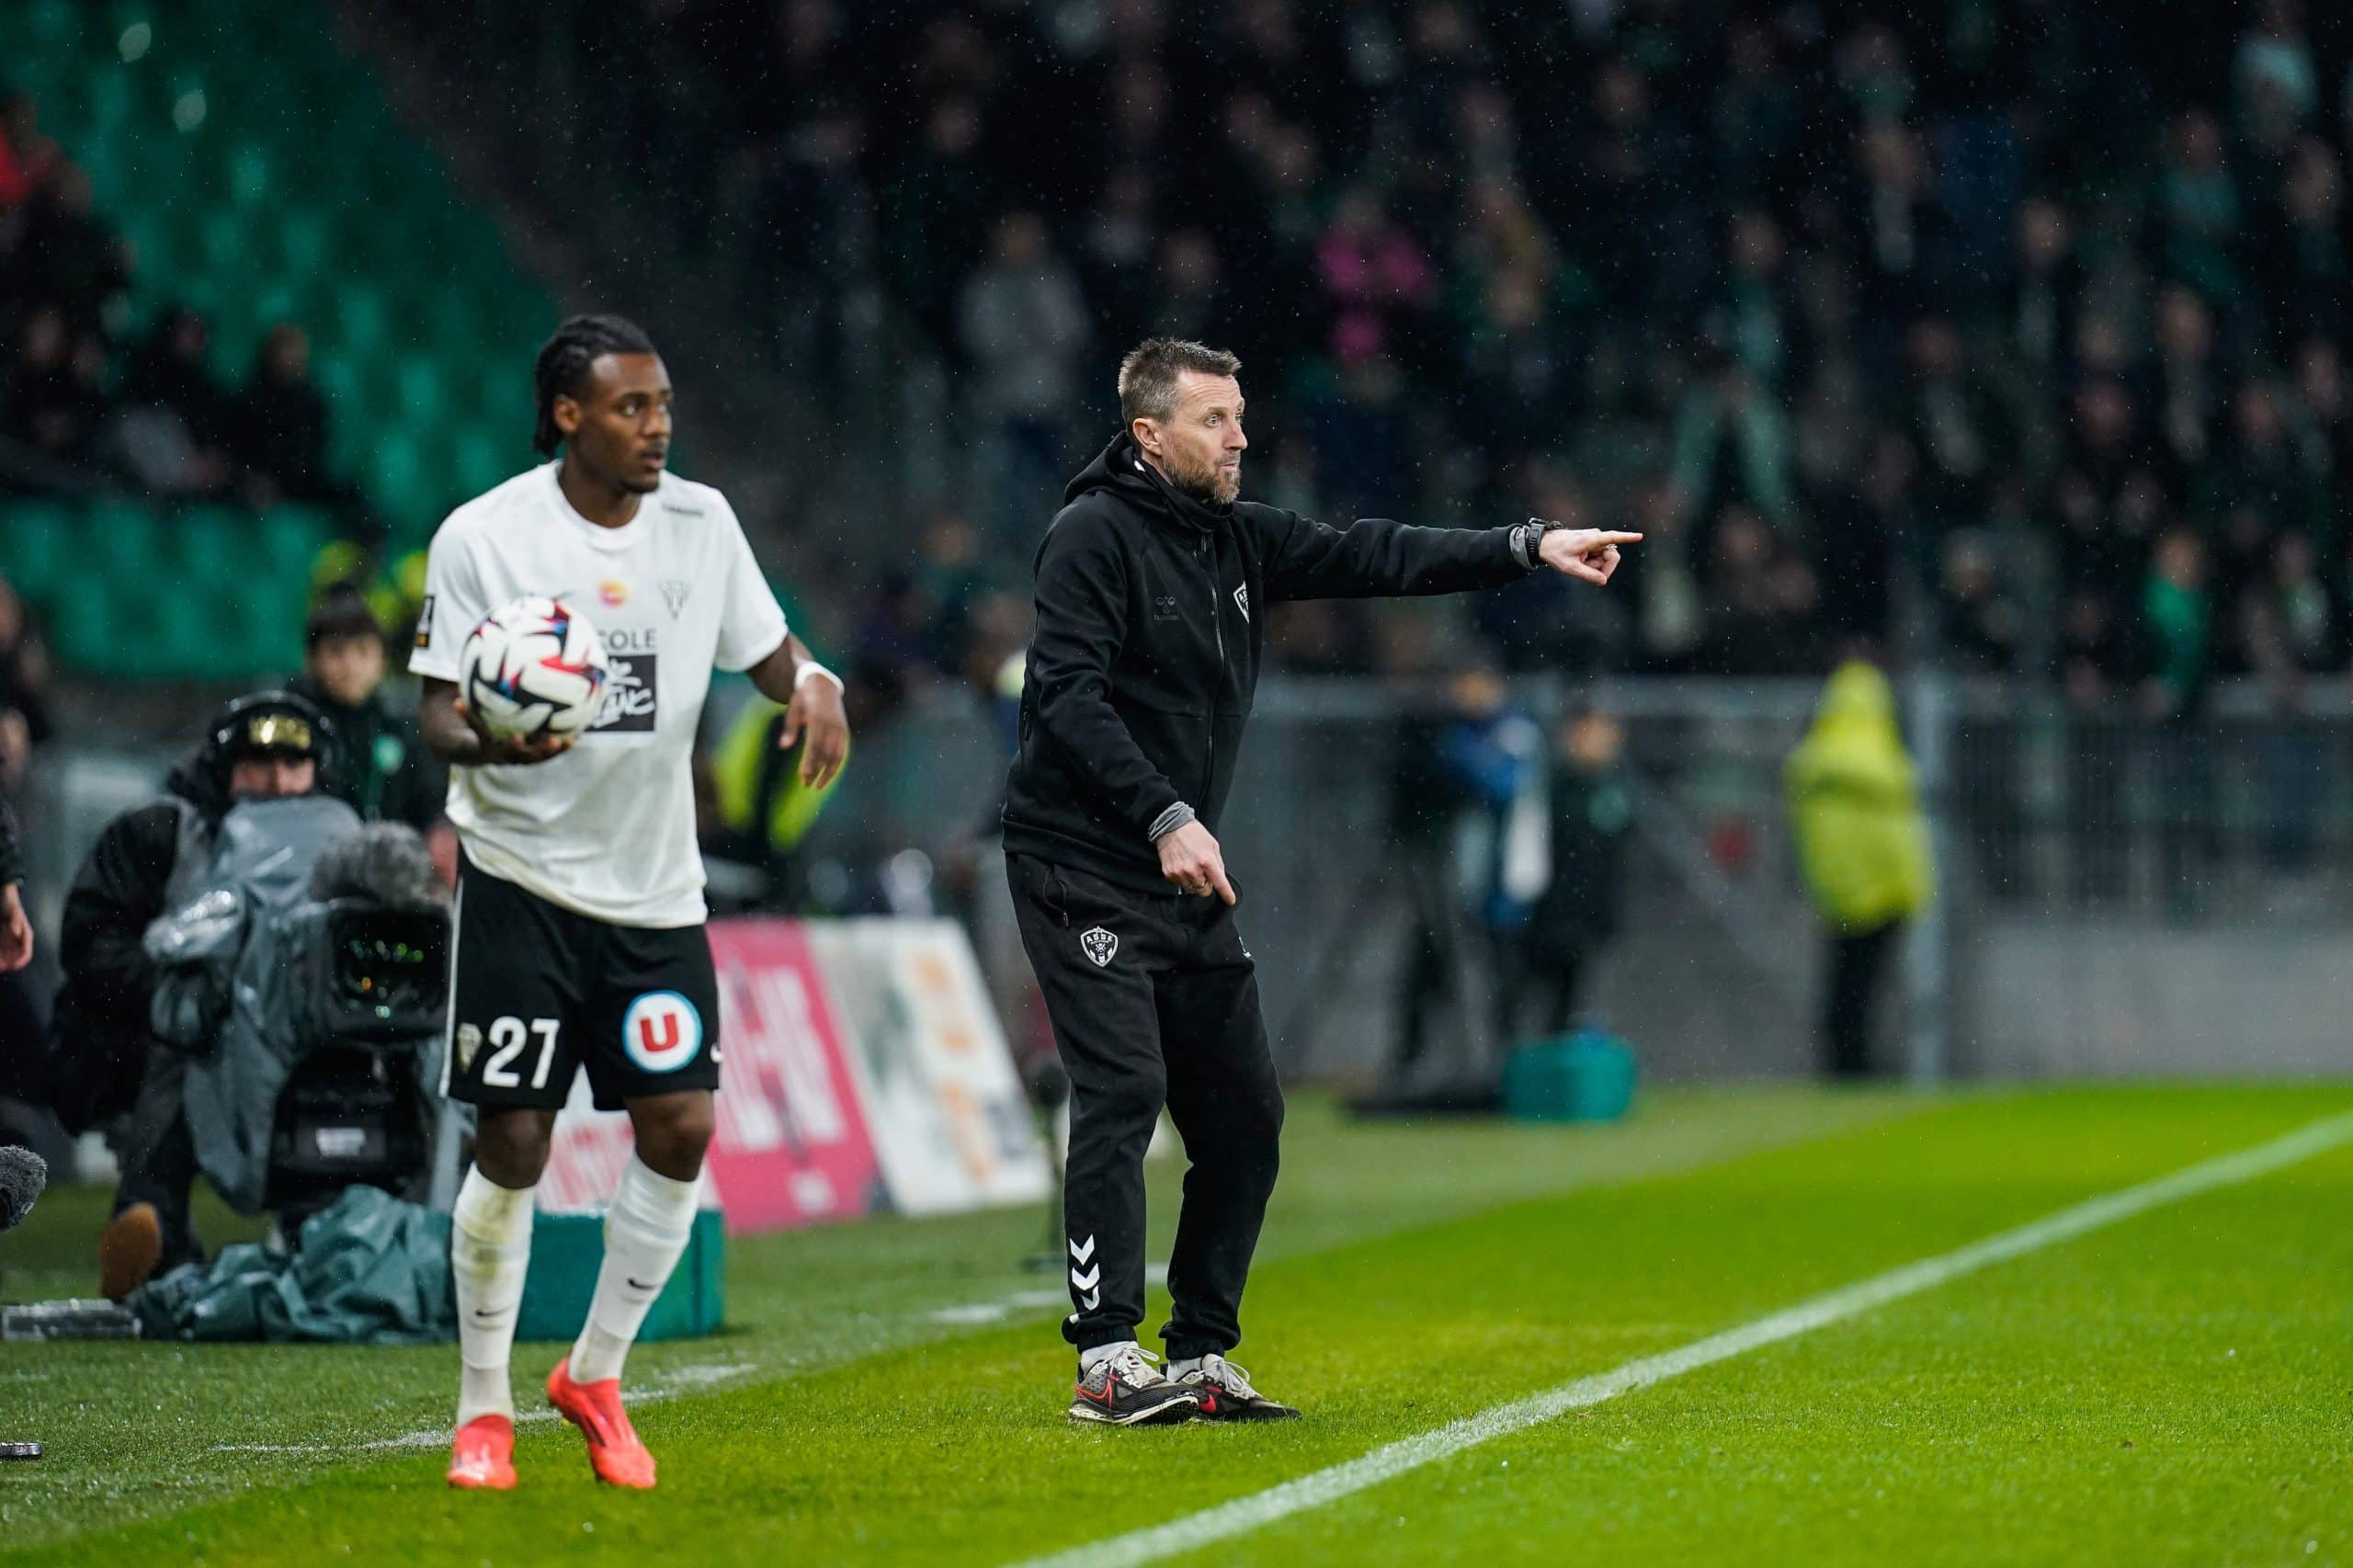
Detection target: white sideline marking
<box><xmin>212</xmin><ymin>1359</ymin><xmax>761</xmax><ymax>1455</ymax></box>
<box><xmin>1016</xmin><ymin>1110</ymin><xmax>2353</xmax><ymax>1568</ymax></box>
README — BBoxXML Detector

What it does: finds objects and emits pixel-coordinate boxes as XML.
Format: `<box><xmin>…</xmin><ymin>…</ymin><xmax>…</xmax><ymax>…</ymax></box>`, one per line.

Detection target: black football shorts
<box><xmin>442</xmin><ymin>853</ymin><xmax>722</xmax><ymax>1111</ymax></box>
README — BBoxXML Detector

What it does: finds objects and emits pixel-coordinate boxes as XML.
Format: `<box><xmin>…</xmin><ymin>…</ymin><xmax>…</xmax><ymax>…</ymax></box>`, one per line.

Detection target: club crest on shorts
<box><xmin>454</xmin><ymin>1022</ymin><xmax>482</xmax><ymax>1074</ymax></box>
<box><xmin>1079</xmin><ymin>926</ymin><xmax>1119</xmax><ymax>968</ymax></box>
<box><xmin>622</xmin><ymin>990</ymin><xmax>704</xmax><ymax>1073</ymax></box>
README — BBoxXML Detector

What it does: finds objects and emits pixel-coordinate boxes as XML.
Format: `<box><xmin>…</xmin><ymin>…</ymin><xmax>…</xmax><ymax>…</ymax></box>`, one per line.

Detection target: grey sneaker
<box><xmin>1175</xmin><ymin>1354</ymin><xmax>1300</xmax><ymax>1421</ymax></box>
<box><xmin>1068</xmin><ymin>1345</ymin><xmax>1201</xmax><ymax>1426</ymax></box>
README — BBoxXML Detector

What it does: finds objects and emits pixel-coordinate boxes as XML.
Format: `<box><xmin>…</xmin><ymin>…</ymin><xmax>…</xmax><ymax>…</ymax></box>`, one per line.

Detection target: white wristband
<box><xmin>793</xmin><ymin>661</ymin><xmax>843</xmax><ymax>693</ymax></box>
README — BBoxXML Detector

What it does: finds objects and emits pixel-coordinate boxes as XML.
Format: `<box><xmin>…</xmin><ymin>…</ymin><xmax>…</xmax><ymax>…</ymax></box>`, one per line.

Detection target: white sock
<box><xmin>568</xmin><ymin>1154</ymin><xmax>700</xmax><ymax>1385</ymax></box>
<box><xmin>451</xmin><ymin>1165</ymin><xmax>536</xmax><ymax>1426</ymax></box>
<box><xmin>1080</xmin><ymin>1339</ymin><xmax>1140</xmax><ymax>1377</ymax></box>
<box><xmin>1166</xmin><ymin>1356</ymin><xmax>1205</xmax><ymax>1381</ymax></box>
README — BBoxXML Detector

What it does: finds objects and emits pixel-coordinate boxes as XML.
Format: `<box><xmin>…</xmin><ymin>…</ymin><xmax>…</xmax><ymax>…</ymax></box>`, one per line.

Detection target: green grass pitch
<box><xmin>4</xmin><ymin>1083</ymin><xmax>2347</xmax><ymax>1565</ymax></box>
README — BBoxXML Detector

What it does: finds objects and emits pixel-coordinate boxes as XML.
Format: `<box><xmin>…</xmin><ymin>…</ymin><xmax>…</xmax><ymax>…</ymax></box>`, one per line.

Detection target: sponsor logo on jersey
<box><xmin>415</xmin><ymin>596</ymin><xmax>435</xmax><ymax>649</ymax></box>
<box><xmin>599</xmin><ymin>579</ymin><xmax>630</xmax><ymax>608</ymax></box>
<box><xmin>621</xmin><ymin>990</ymin><xmax>704</xmax><ymax>1073</ymax></box>
<box><xmin>660</xmin><ymin>579</ymin><xmax>690</xmax><ymax>619</ymax></box>
<box><xmin>1080</xmin><ymin>926</ymin><xmax>1118</xmax><ymax>968</ymax></box>
<box><xmin>593</xmin><ymin>653</ymin><xmax>659</xmax><ymax>732</ymax></box>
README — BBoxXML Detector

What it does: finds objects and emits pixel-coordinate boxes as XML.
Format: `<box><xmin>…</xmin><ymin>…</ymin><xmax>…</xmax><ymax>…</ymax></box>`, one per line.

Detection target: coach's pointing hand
<box><xmin>1538</xmin><ymin>527</ymin><xmax>1643</xmax><ymax>586</ymax></box>
<box><xmin>1158</xmin><ymin>821</ymin><xmax>1237</xmax><ymax>904</ymax></box>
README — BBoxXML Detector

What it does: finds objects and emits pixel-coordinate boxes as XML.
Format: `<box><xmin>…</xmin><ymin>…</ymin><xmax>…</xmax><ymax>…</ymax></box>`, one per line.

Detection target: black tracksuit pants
<box><xmin>1008</xmin><ymin>852</ymin><xmax>1284</xmax><ymax>1359</ymax></box>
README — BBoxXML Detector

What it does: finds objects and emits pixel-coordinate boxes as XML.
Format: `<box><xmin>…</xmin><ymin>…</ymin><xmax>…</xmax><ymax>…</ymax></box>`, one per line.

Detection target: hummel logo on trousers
<box><xmin>1008</xmin><ymin>853</ymin><xmax>1285</xmax><ymax>1362</ymax></box>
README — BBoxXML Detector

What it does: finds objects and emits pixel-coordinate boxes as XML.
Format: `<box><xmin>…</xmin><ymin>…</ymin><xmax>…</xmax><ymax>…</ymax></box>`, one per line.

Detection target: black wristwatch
<box><xmin>1512</xmin><ymin>518</ymin><xmax>1562</xmax><ymax>571</ymax></box>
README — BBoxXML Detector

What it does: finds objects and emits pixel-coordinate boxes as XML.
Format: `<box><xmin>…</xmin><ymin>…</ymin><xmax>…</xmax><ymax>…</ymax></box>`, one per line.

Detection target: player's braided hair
<box><xmin>531</xmin><ymin>313</ymin><xmax>658</xmax><ymax>457</ymax></box>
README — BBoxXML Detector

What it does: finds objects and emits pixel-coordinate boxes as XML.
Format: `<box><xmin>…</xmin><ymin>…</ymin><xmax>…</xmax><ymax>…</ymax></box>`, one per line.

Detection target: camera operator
<box><xmin>47</xmin><ymin>691</ymin><xmax>329</xmax><ymax>1300</ymax></box>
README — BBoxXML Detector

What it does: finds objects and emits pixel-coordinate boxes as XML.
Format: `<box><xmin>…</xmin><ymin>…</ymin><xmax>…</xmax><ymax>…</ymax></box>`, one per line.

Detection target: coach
<box><xmin>1004</xmin><ymin>337</ymin><xmax>1637</xmax><ymax>1426</ymax></box>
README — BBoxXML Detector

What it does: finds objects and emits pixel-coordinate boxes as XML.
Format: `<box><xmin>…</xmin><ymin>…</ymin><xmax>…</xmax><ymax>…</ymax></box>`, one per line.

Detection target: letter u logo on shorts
<box><xmin>622</xmin><ymin>990</ymin><xmax>704</xmax><ymax>1073</ymax></box>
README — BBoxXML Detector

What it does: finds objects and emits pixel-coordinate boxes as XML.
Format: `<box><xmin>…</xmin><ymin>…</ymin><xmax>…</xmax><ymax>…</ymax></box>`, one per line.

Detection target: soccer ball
<box><xmin>459</xmin><ymin>597</ymin><xmax>610</xmax><ymax>741</ymax></box>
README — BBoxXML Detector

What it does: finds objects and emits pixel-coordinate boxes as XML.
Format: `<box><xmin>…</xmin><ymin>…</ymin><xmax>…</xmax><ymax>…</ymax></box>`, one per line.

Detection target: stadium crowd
<box><xmin>13</xmin><ymin>1</ymin><xmax>2353</xmax><ymax>721</ymax></box>
<box><xmin>472</xmin><ymin>0</ymin><xmax>2353</xmax><ymax>705</ymax></box>
<box><xmin>0</xmin><ymin>90</ymin><xmax>351</xmax><ymax>519</ymax></box>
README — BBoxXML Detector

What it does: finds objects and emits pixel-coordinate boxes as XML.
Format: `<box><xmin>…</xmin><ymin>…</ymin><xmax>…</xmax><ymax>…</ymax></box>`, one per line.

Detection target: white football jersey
<box><xmin>410</xmin><ymin>461</ymin><xmax>789</xmax><ymax>926</ymax></box>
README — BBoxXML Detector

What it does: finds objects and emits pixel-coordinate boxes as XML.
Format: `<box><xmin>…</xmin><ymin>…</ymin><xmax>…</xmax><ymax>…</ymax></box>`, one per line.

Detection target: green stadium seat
<box><xmin>89</xmin><ymin>500</ymin><xmax>167</xmax><ymax>579</ymax></box>
<box><xmin>222</xmin><ymin>136</ymin><xmax>272</xmax><ymax>209</ymax></box>
<box><xmin>149</xmin><ymin>586</ymin><xmax>222</xmax><ymax>678</ymax></box>
<box><xmin>253</xmin><ymin>505</ymin><xmax>328</xmax><ymax>574</ymax></box>
<box><xmin>22</xmin><ymin>0</ymin><xmax>85</xmax><ymax>55</ymax></box>
<box><xmin>390</xmin><ymin>358</ymin><xmax>450</xmax><ymax>426</ymax></box>
<box><xmin>82</xmin><ymin>64</ymin><xmax>137</xmax><ymax>133</ymax></box>
<box><xmin>0</xmin><ymin>500</ymin><xmax>74</xmax><ymax>598</ymax></box>
<box><xmin>451</xmin><ymin>426</ymin><xmax>516</xmax><ymax>499</ymax></box>
<box><xmin>365</xmin><ymin>428</ymin><xmax>442</xmax><ymax>538</ymax></box>
<box><xmin>18</xmin><ymin>0</ymin><xmax>554</xmax><ymax>679</ymax></box>
<box><xmin>276</xmin><ymin>208</ymin><xmax>334</xmax><ymax>279</ymax></box>
<box><xmin>49</xmin><ymin>565</ymin><xmax>118</xmax><ymax>676</ymax></box>
<box><xmin>331</xmin><ymin>284</ymin><xmax>392</xmax><ymax>361</ymax></box>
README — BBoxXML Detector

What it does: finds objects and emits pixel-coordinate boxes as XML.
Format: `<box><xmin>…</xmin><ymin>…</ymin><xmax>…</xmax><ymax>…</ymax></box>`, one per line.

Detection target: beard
<box><xmin>1167</xmin><ymin>447</ymin><xmax>1241</xmax><ymax>506</ymax></box>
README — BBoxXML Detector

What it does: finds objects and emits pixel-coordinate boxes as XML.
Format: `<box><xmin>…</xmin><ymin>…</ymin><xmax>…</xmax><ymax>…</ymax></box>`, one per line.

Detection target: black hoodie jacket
<box><xmin>1002</xmin><ymin>432</ymin><xmax>1536</xmax><ymax>893</ymax></box>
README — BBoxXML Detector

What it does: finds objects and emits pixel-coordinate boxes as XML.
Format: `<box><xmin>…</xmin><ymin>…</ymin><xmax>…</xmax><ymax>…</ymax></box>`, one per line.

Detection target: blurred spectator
<box><xmin>1507</xmin><ymin>706</ymin><xmax>1631</xmax><ymax>1040</ymax></box>
<box><xmin>1148</xmin><ymin>228</ymin><xmax>1227</xmax><ymax>345</ymax></box>
<box><xmin>0</xmin><ymin>575</ymin><xmax>53</xmax><ymax>795</ymax></box>
<box><xmin>21</xmin><ymin>6</ymin><xmax>2353</xmax><ymax>703</ymax></box>
<box><xmin>0</xmin><ymin>92</ymin><xmax>63</xmax><ymax>208</ymax></box>
<box><xmin>228</xmin><ymin>325</ymin><xmax>339</xmax><ymax>506</ymax></box>
<box><xmin>290</xmin><ymin>585</ymin><xmax>445</xmax><ymax>834</ymax></box>
<box><xmin>1786</xmin><ymin>660</ymin><xmax>1933</xmax><ymax>1079</ymax></box>
<box><xmin>1846</xmin><ymin>123</ymin><xmax>1945</xmax><ymax>382</ymax></box>
<box><xmin>1669</xmin><ymin>339</ymin><xmax>1794</xmax><ymax>532</ymax></box>
<box><xmin>1381</xmin><ymin>665</ymin><xmax>1542</xmax><ymax>1090</ymax></box>
<box><xmin>114</xmin><ymin>308</ymin><xmax>234</xmax><ymax>497</ymax></box>
<box><xmin>1900</xmin><ymin>318</ymin><xmax>2010</xmax><ymax>539</ymax></box>
<box><xmin>2059</xmin><ymin>588</ymin><xmax>2138</xmax><ymax>904</ymax></box>
<box><xmin>2004</xmin><ymin>197</ymin><xmax>2084</xmax><ymax>381</ymax></box>
<box><xmin>2143</xmin><ymin>527</ymin><xmax>2216</xmax><ymax>916</ymax></box>
<box><xmin>5</xmin><ymin>306</ymin><xmax>107</xmax><ymax>468</ymax></box>
<box><xmin>2146</xmin><ymin>286</ymin><xmax>2225</xmax><ymax>489</ymax></box>
<box><xmin>2154</xmin><ymin>109</ymin><xmax>2243</xmax><ymax>303</ymax></box>
<box><xmin>1313</xmin><ymin>187</ymin><xmax>1437</xmax><ymax>367</ymax></box>
<box><xmin>957</xmin><ymin>210</ymin><xmax>1090</xmax><ymax>546</ymax></box>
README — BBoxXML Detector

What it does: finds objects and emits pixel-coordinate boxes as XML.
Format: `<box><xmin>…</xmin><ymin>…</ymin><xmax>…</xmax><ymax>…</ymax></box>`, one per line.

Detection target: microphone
<box><xmin>0</xmin><ymin>1147</ymin><xmax>47</xmax><ymax>1233</ymax></box>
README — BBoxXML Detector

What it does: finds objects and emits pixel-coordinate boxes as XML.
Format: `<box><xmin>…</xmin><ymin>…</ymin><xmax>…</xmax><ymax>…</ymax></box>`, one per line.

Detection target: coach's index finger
<box><xmin>1209</xmin><ymin>858</ymin><xmax>1238</xmax><ymax>906</ymax></box>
